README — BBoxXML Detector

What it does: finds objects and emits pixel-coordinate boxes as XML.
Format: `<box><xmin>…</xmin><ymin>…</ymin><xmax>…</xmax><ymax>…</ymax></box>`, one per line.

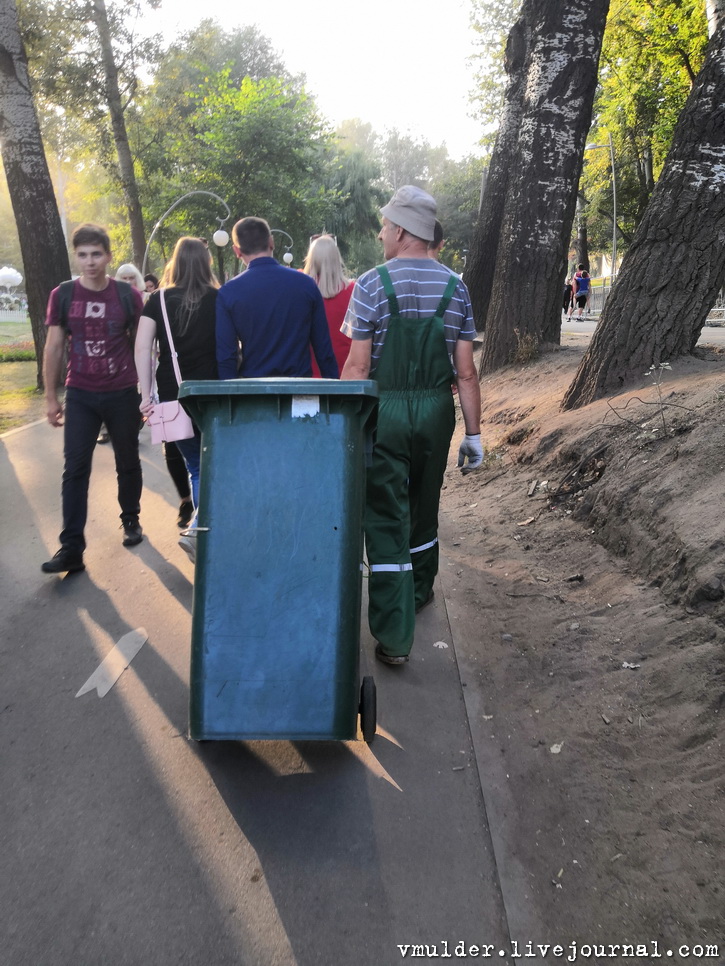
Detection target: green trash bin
<box><xmin>179</xmin><ymin>378</ymin><xmax>378</xmax><ymax>742</ymax></box>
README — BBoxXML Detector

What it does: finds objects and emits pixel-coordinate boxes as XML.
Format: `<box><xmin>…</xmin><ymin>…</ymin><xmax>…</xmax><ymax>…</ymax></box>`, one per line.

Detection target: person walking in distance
<box><xmin>41</xmin><ymin>223</ymin><xmax>144</xmax><ymax>574</ymax></box>
<box><xmin>571</xmin><ymin>263</ymin><xmax>591</xmax><ymax>318</ymax></box>
<box><xmin>341</xmin><ymin>186</ymin><xmax>483</xmax><ymax>665</ymax></box>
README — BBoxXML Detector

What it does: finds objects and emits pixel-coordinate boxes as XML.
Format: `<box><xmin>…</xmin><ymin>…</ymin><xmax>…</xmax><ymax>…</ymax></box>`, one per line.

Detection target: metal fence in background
<box><xmin>580</xmin><ymin>280</ymin><xmax>724</xmax><ymax>325</ymax></box>
<box><xmin>586</xmin><ymin>278</ymin><xmax>613</xmax><ymax>315</ymax></box>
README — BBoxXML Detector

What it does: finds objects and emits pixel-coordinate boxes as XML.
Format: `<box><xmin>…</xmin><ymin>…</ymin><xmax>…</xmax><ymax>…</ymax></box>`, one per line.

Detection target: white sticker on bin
<box><xmin>291</xmin><ymin>395</ymin><xmax>320</xmax><ymax>418</ymax></box>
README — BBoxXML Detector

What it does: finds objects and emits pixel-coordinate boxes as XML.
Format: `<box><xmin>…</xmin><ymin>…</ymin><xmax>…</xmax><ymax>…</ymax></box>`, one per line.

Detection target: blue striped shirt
<box><xmin>342</xmin><ymin>258</ymin><xmax>475</xmax><ymax>373</ymax></box>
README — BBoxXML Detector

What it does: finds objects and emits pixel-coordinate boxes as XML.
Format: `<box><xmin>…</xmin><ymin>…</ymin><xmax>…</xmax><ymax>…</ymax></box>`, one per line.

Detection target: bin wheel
<box><xmin>359</xmin><ymin>676</ymin><xmax>377</xmax><ymax>743</ymax></box>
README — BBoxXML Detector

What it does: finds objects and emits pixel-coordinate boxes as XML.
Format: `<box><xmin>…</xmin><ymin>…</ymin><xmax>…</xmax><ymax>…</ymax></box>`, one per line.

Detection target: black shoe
<box><xmin>97</xmin><ymin>431</ymin><xmax>110</xmax><ymax>444</ymax></box>
<box><xmin>374</xmin><ymin>643</ymin><xmax>408</xmax><ymax>666</ymax></box>
<box><xmin>177</xmin><ymin>500</ymin><xmax>194</xmax><ymax>528</ymax></box>
<box><xmin>121</xmin><ymin>520</ymin><xmax>143</xmax><ymax>547</ymax></box>
<box><xmin>41</xmin><ymin>548</ymin><xmax>85</xmax><ymax>574</ymax></box>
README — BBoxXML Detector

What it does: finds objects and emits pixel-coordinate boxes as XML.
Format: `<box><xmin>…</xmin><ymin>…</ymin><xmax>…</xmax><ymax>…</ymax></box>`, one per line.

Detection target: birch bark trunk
<box><xmin>478</xmin><ymin>0</ymin><xmax>610</xmax><ymax>374</ymax></box>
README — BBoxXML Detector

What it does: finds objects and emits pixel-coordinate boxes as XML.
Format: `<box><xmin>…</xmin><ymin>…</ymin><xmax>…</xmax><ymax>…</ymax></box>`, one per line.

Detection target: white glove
<box><xmin>457</xmin><ymin>434</ymin><xmax>484</xmax><ymax>474</ymax></box>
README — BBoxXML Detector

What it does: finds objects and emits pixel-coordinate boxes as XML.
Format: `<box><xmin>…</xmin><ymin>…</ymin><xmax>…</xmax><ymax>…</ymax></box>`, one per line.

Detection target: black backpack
<box><xmin>57</xmin><ymin>278</ymin><xmax>136</xmax><ymax>329</ymax></box>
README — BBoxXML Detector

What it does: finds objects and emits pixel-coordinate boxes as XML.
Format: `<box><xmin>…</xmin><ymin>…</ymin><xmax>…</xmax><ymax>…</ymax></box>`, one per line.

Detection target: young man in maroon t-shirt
<box><xmin>41</xmin><ymin>224</ymin><xmax>145</xmax><ymax>574</ymax></box>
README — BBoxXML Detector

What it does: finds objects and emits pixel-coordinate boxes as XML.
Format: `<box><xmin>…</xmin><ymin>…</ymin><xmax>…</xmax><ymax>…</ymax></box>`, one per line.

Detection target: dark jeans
<box><xmin>60</xmin><ymin>386</ymin><xmax>142</xmax><ymax>553</ymax></box>
<box><xmin>163</xmin><ymin>441</ymin><xmax>191</xmax><ymax>501</ymax></box>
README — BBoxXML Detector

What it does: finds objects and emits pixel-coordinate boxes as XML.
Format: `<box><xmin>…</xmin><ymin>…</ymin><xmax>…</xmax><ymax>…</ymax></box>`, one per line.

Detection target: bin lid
<box><xmin>179</xmin><ymin>378</ymin><xmax>378</xmax><ymax>399</ymax></box>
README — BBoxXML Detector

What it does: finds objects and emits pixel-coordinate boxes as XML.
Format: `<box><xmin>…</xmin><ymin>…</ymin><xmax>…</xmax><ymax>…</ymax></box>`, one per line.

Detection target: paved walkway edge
<box><xmin>439</xmin><ymin>559</ymin><xmax>550</xmax><ymax>966</ymax></box>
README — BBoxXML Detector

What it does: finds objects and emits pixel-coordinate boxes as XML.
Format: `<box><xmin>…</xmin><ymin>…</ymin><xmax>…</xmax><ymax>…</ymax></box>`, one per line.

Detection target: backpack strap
<box><xmin>113</xmin><ymin>279</ymin><xmax>136</xmax><ymax>328</ymax></box>
<box><xmin>434</xmin><ymin>273</ymin><xmax>459</xmax><ymax>320</ymax></box>
<box><xmin>375</xmin><ymin>265</ymin><xmax>400</xmax><ymax>318</ymax></box>
<box><xmin>57</xmin><ymin>280</ymin><xmax>75</xmax><ymax>329</ymax></box>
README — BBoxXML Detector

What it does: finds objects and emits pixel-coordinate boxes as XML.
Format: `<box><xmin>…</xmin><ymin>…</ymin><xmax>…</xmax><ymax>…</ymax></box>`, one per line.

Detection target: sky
<box><xmin>144</xmin><ymin>0</ymin><xmax>484</xmax><ymax>161</ymax></box>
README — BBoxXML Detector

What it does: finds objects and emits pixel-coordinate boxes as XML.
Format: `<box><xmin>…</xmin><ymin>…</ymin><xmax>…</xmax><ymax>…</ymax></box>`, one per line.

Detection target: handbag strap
<box><xmin>159</xmin><ymin>289</ymin><xmax>183</xmax><ymax>389</ymax></box>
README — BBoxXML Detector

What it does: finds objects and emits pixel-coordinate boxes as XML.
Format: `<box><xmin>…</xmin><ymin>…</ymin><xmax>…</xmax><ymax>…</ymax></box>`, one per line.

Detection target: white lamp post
<box><xmin>271</xmin><ymin>229</ymin><xmax>294</xmax><ymax>265</ymax></box>
<box><xmin>584</xmin><ymin>132</ymin><xmax>617</xmax><ymax>280</ymax></box>
<box><xmin>142</xmin><ymin>191</ymin><xmax>231</xmax><ymax>277</ymax></box>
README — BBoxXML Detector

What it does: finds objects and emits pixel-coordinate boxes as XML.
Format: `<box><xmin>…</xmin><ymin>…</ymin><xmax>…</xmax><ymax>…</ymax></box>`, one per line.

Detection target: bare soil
<box><xmin>441</xmin><ymin>336</ymin><xmax>725</xmax><ymax>953</ymax></box>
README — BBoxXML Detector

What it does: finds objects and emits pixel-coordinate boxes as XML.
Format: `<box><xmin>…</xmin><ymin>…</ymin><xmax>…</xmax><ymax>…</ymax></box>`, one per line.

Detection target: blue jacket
<box><xmin>216</xmin><ymin>257</ymin><xmax>338</xmax><ymax>379</ymax></box>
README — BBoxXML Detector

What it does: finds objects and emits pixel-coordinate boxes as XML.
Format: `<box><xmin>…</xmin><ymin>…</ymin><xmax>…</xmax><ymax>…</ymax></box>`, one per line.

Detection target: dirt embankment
<box><xmin>440</xmin><ymin>342</ymin><xmax>725</xmax><ymax>951</ymax></box>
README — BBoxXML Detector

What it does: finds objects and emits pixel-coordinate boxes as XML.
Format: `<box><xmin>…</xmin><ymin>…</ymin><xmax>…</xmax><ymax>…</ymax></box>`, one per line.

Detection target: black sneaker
<box><xmin>41</xmin><ymin>548</ymin><xmax>85</xmax><ymax>574</ymax></box>
<box><xmin>121</xmin><ymin>520</ymin><xmax>143</xmax><ymax>547</ymax></box>
<box><xmin>177</xmin><ymin>500</ymin><xmax>194</xmax><ymax>528</ymax></box>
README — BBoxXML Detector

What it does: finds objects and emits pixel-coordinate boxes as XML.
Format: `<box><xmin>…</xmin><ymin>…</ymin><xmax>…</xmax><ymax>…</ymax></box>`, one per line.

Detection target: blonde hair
<box><xmin>302</xmin><ymin>235</ymin><xmax>349</xmax><ymax>299</ymax></box>
<box><xmin>115</xmin><ymin>263</ymin><xmax>144</xmax><ymax>291</ymax></box>
<box><xmin>159</xmin><ymin>237</ymin><xmax>219</xmax><ymax>335</ymax></box>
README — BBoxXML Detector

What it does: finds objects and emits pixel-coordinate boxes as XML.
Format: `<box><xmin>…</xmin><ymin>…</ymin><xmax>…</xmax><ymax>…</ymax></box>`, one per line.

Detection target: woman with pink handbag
<box><xmin>134</xmin><ymin>237</ymin><xmax>219</xmax><ymax>556</ymax></box>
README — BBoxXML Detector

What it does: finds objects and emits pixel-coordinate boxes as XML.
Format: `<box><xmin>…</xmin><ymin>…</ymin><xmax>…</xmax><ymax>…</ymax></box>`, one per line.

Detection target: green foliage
<box><xmin>140</xmin><ymin>69</ymin><xmax>338</xmax><ymax>269</ymax></box>
<box><xmin>20</xmin><ymin>0</ymin><xmax>161</xmax><ymax>156</ymax></box>
<box><xmin>379</xmin><ymin>129</ymin><xmax>434</xmax><ymax>191</ymax></box>
<box><xmin>428</xmin><ymin>155</ymin><xmax>487</xmax><ymax>272</ymax></box>
<box><xmin>318</xmin><ymin>141</ymin><xmax>384</xmax><ymax>276</ymax></box>
<box><xmin>581</xmin><ymin>0</ymin><xmax>708</xmax><ymax>258</ymax></box>
<box><xmin>468</xmin><ymin>0</ymin><xmax>521</xmax><ymax>146</ymax></box>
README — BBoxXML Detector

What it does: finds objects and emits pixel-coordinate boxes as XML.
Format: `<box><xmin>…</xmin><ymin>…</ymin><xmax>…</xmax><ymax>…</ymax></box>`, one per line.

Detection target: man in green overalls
<box><xmin>341</xmin><ymin>186</ymin><xmax>483</xmax><ymax>665</ymax></box>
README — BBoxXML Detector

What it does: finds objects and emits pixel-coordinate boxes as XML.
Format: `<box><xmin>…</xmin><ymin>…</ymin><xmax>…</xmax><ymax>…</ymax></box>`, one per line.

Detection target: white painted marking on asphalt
<box><xmin>75</xmin><ymin>628</ymin><xmax>148</xmax><ymax>698</ymax></box>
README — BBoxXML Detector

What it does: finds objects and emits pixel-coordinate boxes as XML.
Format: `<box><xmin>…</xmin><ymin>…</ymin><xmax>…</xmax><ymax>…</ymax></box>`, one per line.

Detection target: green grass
<box><xmin>0</xmin><ymin>320</ymin><xmax>32</xmax><ymax>341</ymax></box>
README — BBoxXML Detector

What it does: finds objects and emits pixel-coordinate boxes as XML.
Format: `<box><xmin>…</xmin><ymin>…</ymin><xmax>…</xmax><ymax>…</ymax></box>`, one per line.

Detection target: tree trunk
<box><xmin>477</xmin><ymin>0</ymin><xmax>610</xmax><ymax>373</ymax></box>
<box><xmin>0</xmin><ymin>1</ymin><xmax>70</xmax><ymax>389</ymax></box>
<box><xmin>706</xmin><ymin>0</ymin><xmax>725</xmax><ymax>35</ymax></box>
<box><xmin>574</xmin><ymin>194</ymin><xmax>589</xmax><ymax>270</ymax></box>
<box><xmin>464</xmin><ymin>16</ymin><xmax>529</xmax><ymax>332</ymax></box>
<box><xmin>91</xmin><ymin>0</ymin><xmax>146</xmax><ymax>267</ymax></box>
<box><xmin>562</xmin><ymin>19</ymin><xmax>725</xmax><ymax>410</ymax></box>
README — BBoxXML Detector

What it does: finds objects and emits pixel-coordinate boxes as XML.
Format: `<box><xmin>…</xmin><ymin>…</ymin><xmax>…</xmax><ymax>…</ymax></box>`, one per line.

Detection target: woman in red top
<box><xmin>302</xmin><ymin>235</ymin><xmax>353</xmax><ymax>376</ymax></box>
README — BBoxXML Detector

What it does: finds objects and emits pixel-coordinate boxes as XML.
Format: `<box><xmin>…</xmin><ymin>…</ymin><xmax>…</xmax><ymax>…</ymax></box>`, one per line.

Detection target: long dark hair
<box><xmin>160</xmin><ymin>237</ymin><xmax>219</xmax><ymax>334</ymax></box>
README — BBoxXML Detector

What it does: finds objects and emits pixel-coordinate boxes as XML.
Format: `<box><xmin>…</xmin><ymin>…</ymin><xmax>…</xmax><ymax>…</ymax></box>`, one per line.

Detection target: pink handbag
<box><xmin>148</xmin><ymin>289</ymin><xmax>195</xmax><ymax>444</ymax></box>
<box><xmin>148</xmin><ymin>400</ymin><xmax>194</xmax><ymax>444</ymax></box>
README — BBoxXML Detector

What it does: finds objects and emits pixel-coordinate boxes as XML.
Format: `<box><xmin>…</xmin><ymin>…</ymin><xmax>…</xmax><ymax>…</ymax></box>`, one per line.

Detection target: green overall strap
<box><xmin>434</xmin><ymin>273</ymin><xmax>459</xmax><ymax>320</ymax></box>
<box><xmin>375</xmin><ymin>264</ymin><xmax>401</xmax><ymax>319</ymax></box>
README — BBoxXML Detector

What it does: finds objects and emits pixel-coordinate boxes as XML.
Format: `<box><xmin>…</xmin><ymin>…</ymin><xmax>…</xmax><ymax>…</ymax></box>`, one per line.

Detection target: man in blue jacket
<box><xmin>216</xmin><ymin>217</ymin><xmax>338</xmax><ymax>380</ymax></box>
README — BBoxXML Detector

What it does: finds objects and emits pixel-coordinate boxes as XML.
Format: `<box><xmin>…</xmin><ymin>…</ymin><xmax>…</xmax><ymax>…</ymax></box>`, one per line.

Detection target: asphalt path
<box><xmin>562</xmin><ymin>315</ymin><xmax>725</xmax><ymax>346</ymax></box>
<box><xmin>1</xmin><ymin>420</ymin><xmax>516</xmax><ymax>966</ymax></box>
